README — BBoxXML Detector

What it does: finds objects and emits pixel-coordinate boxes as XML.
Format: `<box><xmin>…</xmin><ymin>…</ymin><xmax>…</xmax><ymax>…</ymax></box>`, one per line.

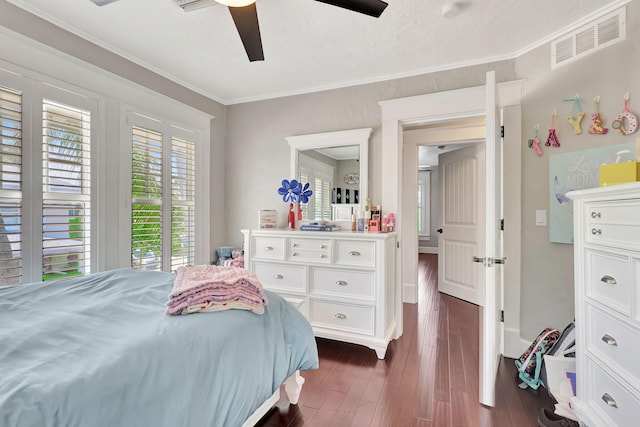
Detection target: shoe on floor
<box><xmin>537</xmin><ymin>408</ymin><xmax>579</xmax><ymax>427</ymax></box>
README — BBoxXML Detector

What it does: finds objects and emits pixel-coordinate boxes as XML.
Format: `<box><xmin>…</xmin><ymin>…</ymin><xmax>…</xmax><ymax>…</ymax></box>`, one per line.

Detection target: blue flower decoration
<box><xmin>298</xmin><ymin>182</ymin><xmax>313</xmax><ymax>204</ymax></box>
<box><xmin>278</xmin><ymin>179</ymin><xmax>301</xmax><ymax>203</ymax></box>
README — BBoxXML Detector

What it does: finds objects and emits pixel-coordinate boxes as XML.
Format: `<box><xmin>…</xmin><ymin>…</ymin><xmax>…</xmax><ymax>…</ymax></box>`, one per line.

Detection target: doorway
<box><xmin>379</xmin><ymin>73</ymin><xmax>523</xmax><ymax>406</ymax></box>
<box><xmin>403</xmin><ymin>117</ymin><xmax>486</xmax><ymax>307</ymax></box>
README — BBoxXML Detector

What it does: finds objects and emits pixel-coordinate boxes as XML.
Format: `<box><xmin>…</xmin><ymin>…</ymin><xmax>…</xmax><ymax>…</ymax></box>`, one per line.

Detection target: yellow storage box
<box><xmin>599</xmin><ymin>161</ymin><xmax>640</xmax><ymax>186</ymax></box>
<box><xmin>599</xmin><ymin>138</ymin><xmax>640</xmax><ymax>187</ymax></box>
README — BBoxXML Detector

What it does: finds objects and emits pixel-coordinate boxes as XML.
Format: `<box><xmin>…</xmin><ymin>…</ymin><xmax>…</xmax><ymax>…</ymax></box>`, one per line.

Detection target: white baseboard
<box><xmin>403</xmin><ymin>283</ymin><xmax>417</xmax><ymax>303</ymax></box>
<box><xmin>503</xmin><ymin>328</ymin><xmax>526</xmax><ymax>359</ymax></box>
<box><xmin>418</xmin><ymin>246</ymin><xmax>439</xmax><ymax>254</ymax></box>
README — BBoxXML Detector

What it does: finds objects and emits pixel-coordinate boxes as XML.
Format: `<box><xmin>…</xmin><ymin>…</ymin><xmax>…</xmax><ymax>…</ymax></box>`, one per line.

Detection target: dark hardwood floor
<box><xmin>258</xmin><ymin>253</ymin><xmax>554</xmax><ymax>426</ymax></box>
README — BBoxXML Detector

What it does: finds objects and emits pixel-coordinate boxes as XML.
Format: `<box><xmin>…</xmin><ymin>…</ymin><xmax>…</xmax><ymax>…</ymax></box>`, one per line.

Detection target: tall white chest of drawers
<box><xmin>568</xmin><ymin>183</ymin><xmax>640</xmax><ymax>426</ymax></box>
<box><xmin>242</xmin><ymin>229</ymin><xmax>398</xmax><ymax>359</ymax></box>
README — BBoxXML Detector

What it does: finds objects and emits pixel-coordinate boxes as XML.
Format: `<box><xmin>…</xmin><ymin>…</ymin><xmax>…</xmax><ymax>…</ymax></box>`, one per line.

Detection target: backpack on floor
<box><xmin>540</xmin><ymin>321</ymin><xmax>576</xmax><ymax>393</ymax></box>
<box><xmin>546</xmin><ymin>321</ymin><xmax>575</xmax><ymax>358</ymax></box>
<box><xmin>515</xmin><ymin>327</ymin><xmax>561</xmax><ymax>390</ymax></box>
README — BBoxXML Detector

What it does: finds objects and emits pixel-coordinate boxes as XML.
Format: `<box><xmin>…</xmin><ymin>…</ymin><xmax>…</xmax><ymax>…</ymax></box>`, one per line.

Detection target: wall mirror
<box><xmin>287</xmin><ymin>128</ymin><xmax>371</xmax><ymax>223</ymax></box>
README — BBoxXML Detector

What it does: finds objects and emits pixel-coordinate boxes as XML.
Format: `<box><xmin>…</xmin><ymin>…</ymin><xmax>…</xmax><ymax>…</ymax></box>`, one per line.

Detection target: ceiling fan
<box><xmin>89</xmin><ymin>0</ymin><xmax>388</xmax><ymax>62</ymax></box>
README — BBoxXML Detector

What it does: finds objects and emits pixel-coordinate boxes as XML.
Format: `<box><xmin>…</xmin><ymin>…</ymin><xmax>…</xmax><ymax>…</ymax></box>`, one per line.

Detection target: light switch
<box><xmin>535</xmin><ymin>209</ymin><xmax>547</xmax><ymax>226</ymax></box>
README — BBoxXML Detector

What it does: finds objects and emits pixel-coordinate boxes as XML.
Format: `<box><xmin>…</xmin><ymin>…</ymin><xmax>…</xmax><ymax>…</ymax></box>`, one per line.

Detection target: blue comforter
<box><xmin>0</xmin><ymin>268</ymin><xmax>318</xmax><ymax>427</ymax></box>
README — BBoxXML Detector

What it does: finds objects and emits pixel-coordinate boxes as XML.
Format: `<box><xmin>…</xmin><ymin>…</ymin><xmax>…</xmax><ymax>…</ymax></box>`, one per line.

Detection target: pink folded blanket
<box><xmin>166</xmin><ymin>265</ymin><xmax>268</xmax><ymax>316</ymax></box>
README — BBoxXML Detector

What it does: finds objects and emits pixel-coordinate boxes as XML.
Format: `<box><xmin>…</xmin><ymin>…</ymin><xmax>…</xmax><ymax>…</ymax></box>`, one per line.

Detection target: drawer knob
<box><xmin>602</xmin><ymin>393</ymin><xmax>618</xmax><ymax>408</ymax></box>
<box><xmin>274</xmin><ymin>274</ymin><xmax>284</xmax><ymax>279</ymax></box>
<box><xmin>265</xmin><ymin>246</ymin><xmax>274</xmax><ymax>250</ymax></box>
<box><xmin>320</xmin><ymin>254</ymin><xmax>326</xmax><ymax>258</ymax></box>
<box><xmin>591</xmin><ymin>211</ymin><xmax>601</xmax><ymax>219</ymax></box>
<box><xmin>292</xmin><ymin>243</ymin><xmax>298</xmax><ymax>247</ymax></box>
<box><xmin>600</xmin><ymin>275</ymin><xmax>617</xmax><ymax>285</ymax></box>
<box><xmin>601</xmin><ymin>334</ymin><xmax>618</xmax><ymax>346</ymax></box>
<box><xmin>336</xmin><ymin>280</ymin><xmax>348</xmax><ymax>286</ymax></box>
<box><xmin>292</xmin><ymin>252</ymin><xmax>298</xmax><ymax>257</ymax></box>
<box><xmin>334</xmin><ymin>313</ymin><xmax>347</xmax><ymax>320</ymax></box>
<box><xmin>320</xmin><ymin>244</ymin><xmax>326</xmax><ymax>249</ymax></box>
<box><xmin>349</xmin><ymin>251</ymin><xmax>361</xmax><ymax>256</ymax></box>
<box><xmin>591</xmin><ymin>228</ymin><xmax>602</xmax><ymax>235</ymax></box>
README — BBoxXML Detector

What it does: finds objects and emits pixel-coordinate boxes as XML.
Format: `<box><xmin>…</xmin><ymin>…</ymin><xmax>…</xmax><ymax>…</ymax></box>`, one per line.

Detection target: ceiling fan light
<box><xmin>215</xmin><ymin>0</ymin><xmax>255</xmax><ymax>7</ymax></box>
<box><xmin>442</xmin><ymin>2</ymin><xmax>461</xmax><ymax>18</ymax></box>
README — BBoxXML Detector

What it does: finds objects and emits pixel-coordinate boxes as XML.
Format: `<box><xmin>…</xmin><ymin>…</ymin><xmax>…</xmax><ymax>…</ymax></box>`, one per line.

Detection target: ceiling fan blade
<box><xmin>89</xmin><ymin>0</ymin><xmax>120</xmax><ymax>6</ymax></box>
<box><xmin>314</xmin><ymin>0</ymin><xmax>388</xmax><ymax>18</ymax></box>
<box><xmin>228</xmin><ymin>4</ymin><xmax>264</xmax><ymax>62</ymax></box>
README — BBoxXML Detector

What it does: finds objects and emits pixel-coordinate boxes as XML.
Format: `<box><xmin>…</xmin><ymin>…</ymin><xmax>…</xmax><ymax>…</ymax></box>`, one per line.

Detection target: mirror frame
<box><xmin>286</xmin><ymin>128</ymin><xmax>371</xmax><ymax>219</ymax></box>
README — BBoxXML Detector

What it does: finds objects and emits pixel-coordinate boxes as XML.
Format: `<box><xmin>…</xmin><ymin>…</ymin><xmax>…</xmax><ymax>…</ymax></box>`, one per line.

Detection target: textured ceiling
<box><xmin>5</xmin><ymin>0</ymin><xmax>627</xmax><ymax>104</ymax></box>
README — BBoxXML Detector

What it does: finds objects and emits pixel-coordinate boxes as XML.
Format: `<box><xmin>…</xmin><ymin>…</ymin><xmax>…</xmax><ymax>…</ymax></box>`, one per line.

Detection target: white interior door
<box><xmin>479</xmin><ymin>70</ymin><xmax>503</xmax><ymax>407</ymax></box>
<box><xmin>437</xmin><ymin>143</ymin><xmax>485</xmax><ymax>306</ymax></box>
<box><xmin>380</xmin><ymin>70</ymin><xmax>515</xmax><ymax>407</ymax></box>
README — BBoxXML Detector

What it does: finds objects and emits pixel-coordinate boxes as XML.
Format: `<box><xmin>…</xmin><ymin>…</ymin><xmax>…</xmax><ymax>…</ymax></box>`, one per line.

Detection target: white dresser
<box><xmin>242</xmin><ymin>229</ymin><xmax>397</xmax><ymax>359</ymax></box>
<box><xmin>568</xmin><ymin>182</ymin><xmax>640</xmax><ymax>426</ymax></box>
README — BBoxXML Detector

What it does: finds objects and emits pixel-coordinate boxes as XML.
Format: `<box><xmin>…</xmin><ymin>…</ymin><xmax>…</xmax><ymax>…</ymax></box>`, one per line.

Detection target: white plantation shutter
<box><xmin>317</xmin><ymin>174</ymin><xmax>331</xmax><ymax>221</ymax></box>
<box><xmin>299</xmin><ymin>163</ymin><xmax>332</xmax><ymax>221</ymax></box>
<box><xmin>0</xmin><ymin>86</ymin><xmax>22</xmax><ymax>286</ymax></box>
<box><xmin>42</xmin><ymin>100</ymin><xmax>91</xmax><ymax>280</ymax></box>
<box><xmin>131</xmin><ymin>126</ymin><xmax>163</xmax><ymax>271</ymax></box>
<box><xmin>170</xmin><ymin>136</ymin><xmax>195</xmax><ymax>270</ymax></box>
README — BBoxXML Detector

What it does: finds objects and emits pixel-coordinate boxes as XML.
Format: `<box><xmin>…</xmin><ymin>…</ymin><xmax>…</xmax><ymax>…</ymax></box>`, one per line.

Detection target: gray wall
<box><xmin>516</xmin><ymin>2</ymin><xmax>640</xmax><ymax>339</ymax></box>
<box><xmin>226</xmin><ymin>61</ymin><xmax>517</xmax><ymax>241</ymax></box>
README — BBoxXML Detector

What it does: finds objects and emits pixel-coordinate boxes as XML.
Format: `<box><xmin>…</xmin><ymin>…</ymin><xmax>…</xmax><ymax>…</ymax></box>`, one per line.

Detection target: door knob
<box><xmin>437</xmin><ymin>228</ymin><xmax>443</xmax><ymax>234</ymax></box>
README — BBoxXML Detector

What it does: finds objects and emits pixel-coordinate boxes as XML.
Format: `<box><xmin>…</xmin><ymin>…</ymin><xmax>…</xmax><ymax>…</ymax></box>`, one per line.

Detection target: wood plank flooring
<box><xmin>258</xmin><ymin>254</ymin><xmax>554</xmax><ymax>426</ymax></box>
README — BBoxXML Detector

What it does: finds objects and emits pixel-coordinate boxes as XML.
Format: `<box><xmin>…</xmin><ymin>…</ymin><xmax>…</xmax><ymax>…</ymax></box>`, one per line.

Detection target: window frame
<box><xmin>0</xmin><ymin>69</ymin><xmax>99</xmax><ymax>284</ymax></box>
<box><xmin>418</xmin><ymin>170</ymin><xmax>431</xmax><ymax>239</ymax></box>
<box><xmin>126</xmin><ymin>111</ymin><xmax>202</xmax><ymax>273</ymax></box>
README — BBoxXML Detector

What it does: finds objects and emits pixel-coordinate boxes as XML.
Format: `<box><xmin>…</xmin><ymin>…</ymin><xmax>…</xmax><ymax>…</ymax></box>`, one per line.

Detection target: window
<box><xmin>0</xmin><ymin>86</ymin><xmax>22</xmax><ymax>286</ymax></box>
<box><xmin>0</xmin><ymin>79</ymin><xmax>95</xmax><ymax>285</ymax></box>
<box><xmin>418</xmin><ymin>171</ymin><xmax>431</xmax><ymax>238</ymax></box>
<box><xmin>299</xmin><ymin>154</ymin><xmax>334</xmax><ymax>221</ymax></box>
<box><xmin>131</xmin><ymin>126</ymin><xmax>163</xmax><ymax>271</ymax></box>
<box><xmin>130</xmin><ymin>119</ymin><xmax>197</xmax><ymax>272</ymax></box>
<box><xmin>170</xmin><ymin>137</ymin><xmax>195</xmax><ymax>270</ymax></box>
<box><xmin>42</xmin><ymin>100</ymin><xmax>91</xmax><ymax>280</ymax></box>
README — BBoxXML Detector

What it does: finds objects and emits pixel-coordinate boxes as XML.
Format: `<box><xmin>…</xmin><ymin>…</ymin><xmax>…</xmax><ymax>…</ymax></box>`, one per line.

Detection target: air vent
<box><xmin>551</xmin><ymin>7</ymin><xmax>626</xmax><ymax>69</ymax></box>
<box><xmin>174</xmin><ymin>0</ymin><xmax>218</xmax><ymax>12</ymax></box>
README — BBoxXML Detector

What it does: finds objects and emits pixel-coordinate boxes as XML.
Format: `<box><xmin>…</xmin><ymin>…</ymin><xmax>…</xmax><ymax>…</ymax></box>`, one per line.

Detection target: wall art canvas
<box><xmin>549</xmin><ymin>142</ymin><xmax>635</xmax><ymax>244</ymax></box>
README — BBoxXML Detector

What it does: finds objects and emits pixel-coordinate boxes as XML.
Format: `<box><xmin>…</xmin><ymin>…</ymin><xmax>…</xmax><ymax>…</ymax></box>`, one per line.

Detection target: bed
<box><xmin>0</xmin><ymin>268</ymin><xmax>318</xmax><ymax>427</ymax></box>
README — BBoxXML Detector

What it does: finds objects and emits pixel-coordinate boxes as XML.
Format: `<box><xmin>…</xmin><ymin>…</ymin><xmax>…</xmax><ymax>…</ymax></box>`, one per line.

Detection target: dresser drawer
<box><xmin>253</xmin><ymin>262</ymin><xmax>306</xmax><ymax>292</ymax></box>
<box><xmin>253</xmin><ymin>237</ymin><xmax>286</xmax><ymax>260</ymax></box>
<box><xmin>288</xmin><ymin>249</ymin><xmax>331</xmax><ymax>264</ymax></box>
<box><xmin>290</xmin><ymin>238</ymin><xmax>331</xmax><ymax>252</ymax></box>
<box><xmin>586</xmin><ymin>201</ymin><xmax>640</xmax><ymax>251</ymax></box>
<box><xmin>309</xmin><ymin>300</ymin><xmax>374</xmax><ymax>335</ymax></box>
<box><xmin>587</xmin><ymin>304</ymin><xmax>640</xmax><ymax>384</ymax></box>
<box><xmin>585</xmin><ymin>249</ymin><xmax>631</xmax><ymax>316</ymax></box>
<box><xmin>311</xmin><ymin>268</ymin><xmax>375</xmax><ymax>300</ymax></box>
<box><xmin>585</xmin><ymin>359</ymin><xmax>640</xmax><ymax>427</ymax></box>
<box><xmin>335</xmin><ymin>240</ymin><xmax>376</xmax><ymax>267</ymax></box>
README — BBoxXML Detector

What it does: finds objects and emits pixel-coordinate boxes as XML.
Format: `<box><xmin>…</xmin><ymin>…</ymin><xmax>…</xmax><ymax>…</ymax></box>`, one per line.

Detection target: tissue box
<box><xmin>599</xmin><ymin>161</ymin><xmax>640</xmax><ymax>187</ymax></box>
